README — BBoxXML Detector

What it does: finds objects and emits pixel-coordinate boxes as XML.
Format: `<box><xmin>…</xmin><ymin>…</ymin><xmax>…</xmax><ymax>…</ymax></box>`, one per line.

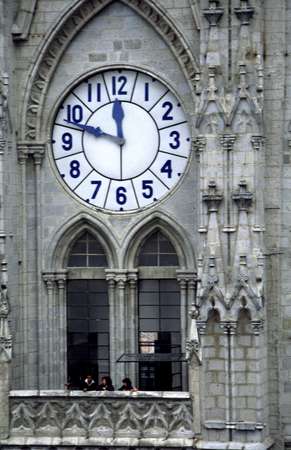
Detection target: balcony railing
<box><xmin>7</xmin><ymin>390</ymin><xmax>195</xmax><ymax>447</ymax></box>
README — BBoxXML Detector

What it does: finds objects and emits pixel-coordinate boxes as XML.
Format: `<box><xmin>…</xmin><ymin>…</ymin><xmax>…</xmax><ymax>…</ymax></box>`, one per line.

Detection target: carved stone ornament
<box><xmin>232</xmin><ymin>179</ymin><xmax>253</xmax><ymax>211</ymax></box>
<box><xmin>10</xmin><ymin>396</ymin><xmax>195</xmax><ymax>441</ymax></box>
<box><xmin>186</xmin><ymin>304</ymin><xmax>202</xmax><ymax>364</ymax></box>
<box><xmin>0</xmin><ymin>285</ymin><xmax>12</xmax><ymax>361</ymax></box>
<box><xmin>21</xmin><ymin>0</ymin><xmax>199</xmax><ymax>140</ymax></box>
<box><xmin>234</xmin><ymin>0</ymin><xmax>255</xmax><ymax>26</ymax></box>
<box><xmin>203</xmin><ymin>180</ymin><xmax>223</xmax><ymax>212</ymax></box>
<box><xmin>203</xmin><ymin>0</ymin><xmax>224</xmax><ymax>27</ymax></box>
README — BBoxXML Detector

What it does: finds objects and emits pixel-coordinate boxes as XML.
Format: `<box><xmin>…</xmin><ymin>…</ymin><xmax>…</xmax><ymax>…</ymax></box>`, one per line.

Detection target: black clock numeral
<box><xmin>62</xmin><ymin>133</ymin><xmax>73</xmax><ymax>150</ymax></box>
<box><xmin>112</xmin><ymin>76</ymin><xmax>127</xmax><ymax>96</ymax></box>
<box><xmin>116</xmin><ymin>186</ymin><xmax>127</xmax><ymax>205</ymax></box>
<box><xmin>142</xmin><ymin>180</ymin><xmax>153</xmax><ymax>199</ymax></box>
<box><xmin>91</xmin><ymin>180</ymin><xmax>102</xmax><ymax>199</ymax></box>
<box><xmin>70</xmin><ymin>160</ymin><xmax>81</xmax><ymax>178</ymax></box>
<box><xmin>161</xmin><ymin>160</ymin><xmax>173</xmax><ymax>178</ymax></box>
<box><xmin>87</xmin><ymin>82</ymin><xmax>101</xmax><ymax>102</ymax></box>
<box><xmin>162</xmin><ymin>101</ymin><xmax>174</xmax><ymax>121</ymax></box>
<box><xmin>67</xmin><ymin>105</ymin><xmax>83</xmax><ymax>123</ymax></box>
<box><xmin>169</xmin><ymin>130</ymin><xmax>180</xmax><ymax>149</ymax></box>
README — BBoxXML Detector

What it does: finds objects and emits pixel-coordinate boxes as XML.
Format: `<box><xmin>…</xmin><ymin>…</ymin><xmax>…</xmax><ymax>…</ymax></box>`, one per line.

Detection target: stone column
<box><xmin>0</xmin><ymin>285</ymin><xmax>12</xmax><ymax>439</ymax></box>
<box><xmin>32</xmin><ymin>147</ymin><xmax>45</xmax><ymax>389</ymax></box>
<box><xmin>220</xmin><ymin>321</ymin><xmax>237</xmax><ymax>440</ymax></box>
<box><xmin>56</xmin><ymin>272</ymin><xmax>67</xmax><ymax>387</ymax></box>
<box><xmin>17</xmin><ymin>147</ymin><xmax>29</xmax><ymax>387</ymax></box>
<box><xmin>105</xmin><ymin>271</ymin><xmax>117</xmax><ymax>385</ymax></box>
<box><xmin>116</xmin><ymin>272</ymin><xmax>127</xmax><ymax>384</ymax></box>
<box><xmin>42</xmin><ymin>273</ymin><xmax>56</xmax><ymax>388</ymax></box>
<box><xmin>127</xmin><ymin>270</ymin><xmax>138</xmax><ymax>385</ymax></box>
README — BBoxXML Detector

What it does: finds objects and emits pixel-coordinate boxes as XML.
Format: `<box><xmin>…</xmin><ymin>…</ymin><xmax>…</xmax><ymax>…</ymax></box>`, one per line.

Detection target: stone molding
<box><xmin>17</xmin><ymin>142</ymin><xmax>46</xmax><ymax>164</ymax></box>
<box><xmin>11</xmin><ymin>0</ymin><xmax>38</xmax><ymax>41</ymax></box>
<box><xmin>21</xmin><ymin>0</ymin><xmax>199</xmax><ymax>140</ymax></box>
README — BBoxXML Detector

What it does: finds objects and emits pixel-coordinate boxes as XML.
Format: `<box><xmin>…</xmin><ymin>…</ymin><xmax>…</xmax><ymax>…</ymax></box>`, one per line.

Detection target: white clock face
<box><xmin>51</xmin><ymin>68</ymin><xmax>191</xmax><ymax>212</ymax></box>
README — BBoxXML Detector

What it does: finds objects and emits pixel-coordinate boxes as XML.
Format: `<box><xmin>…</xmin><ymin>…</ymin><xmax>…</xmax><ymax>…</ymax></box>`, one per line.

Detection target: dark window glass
<box><xmin>67</xmin><ymin>279</ymin><xmax>109</xmax><ymax>388</ymax></box>
<box><xmin>138</xmin><ymin>279</ymin><xmax>182</xmax><ymax>391</ymax></box>
<box><xmin>67</xmin><ymin>232</ymin><xmax>108</xmax><ymax>267</ymax></box>
<box><xmin>138</xmin><ymin>231</ymin><xmax>179</xmax><ymax>266</ymax></box>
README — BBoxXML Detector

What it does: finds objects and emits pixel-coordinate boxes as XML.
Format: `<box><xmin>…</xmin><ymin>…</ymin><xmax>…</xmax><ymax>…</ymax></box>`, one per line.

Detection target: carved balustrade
<box><xmin>8</xmin><ymin>390</ymin><xmax>194</xmax><ymax>446</ymax></box>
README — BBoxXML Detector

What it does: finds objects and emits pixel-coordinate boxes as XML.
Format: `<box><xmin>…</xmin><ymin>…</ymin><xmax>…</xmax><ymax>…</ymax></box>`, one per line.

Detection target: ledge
<box><xmin>9</xmin><ymin>389</ymin><xmax>191</xmax><ymax>398</ymax></box>
<box><xmin>196</xmin><ymin>438</ymin><xmax>274</xmax><ymax>450</ymax></box>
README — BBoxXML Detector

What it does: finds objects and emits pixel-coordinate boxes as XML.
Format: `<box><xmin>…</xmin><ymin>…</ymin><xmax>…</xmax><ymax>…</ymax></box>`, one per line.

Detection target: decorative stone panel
<box><xmin>7</xmin><ymin>391</ymin><xmax>194</xmax><ymax>447</ymax></box>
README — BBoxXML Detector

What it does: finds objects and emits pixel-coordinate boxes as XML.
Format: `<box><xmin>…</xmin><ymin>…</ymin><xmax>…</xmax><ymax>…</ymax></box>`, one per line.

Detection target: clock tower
<box><xmin>0</xmin><ymin>1</ymin><xmax>288</xmax><ymax>450</ymax></box>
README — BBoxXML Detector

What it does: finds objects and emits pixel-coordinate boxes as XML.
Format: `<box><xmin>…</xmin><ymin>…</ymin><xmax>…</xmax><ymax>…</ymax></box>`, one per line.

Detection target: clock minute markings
<box><xmin>148</xmin><ymin>89</ymin><xmax>169</xmax><ymax>112</ymax></box>
<box><xmin>131</xmin><ymin>180</ymin><xmax>140</xmax><ymax>209</ymax></box>
<box><xmin>101</xmin><ymin>73</ymin><xmax>111</xmax><ymax>102</ymax></box>
<box><xmin>149</xmin><ymin>168</ymin><xmax>170</xmax><ymax>190</ymax></box>
<box><xmin>130</xmin><ymin>71</ymin><xmax>139</xmax><ymax>102</ymax></box>
<box><xmin>72</xmin><ymin>92</ymin><xmax>94</xmax><ymax>113</ymax></box>
<box><xmin>72</xmin><ymin>169</ymin><xmax>94</xmax><ymax>194</ymax></box>
<box><xmin>159</xmin><ymin>150</ymin><xmax>188</xmax><ymax>159</ymax></box>
<box><xmin>55</xmin><ymin>150</ymin><xmax>83</xmax><ymax>161</ymax></box>
<box><xmin>159</xmin><ymin>120</ymin><xmax>187</xmax><ymax>131</ymax></box>
<box><xmin>103</xmin><ymin>179</ymin><xmax>111</xmax><ymax>209</ymax></box>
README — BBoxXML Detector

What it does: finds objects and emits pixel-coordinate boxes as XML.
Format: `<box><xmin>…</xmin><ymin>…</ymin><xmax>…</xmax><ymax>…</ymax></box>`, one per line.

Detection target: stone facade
<box><xmin>0</xmin><ymin>0</ymin><xmax>289</xmax><ymax>449</ymax></box>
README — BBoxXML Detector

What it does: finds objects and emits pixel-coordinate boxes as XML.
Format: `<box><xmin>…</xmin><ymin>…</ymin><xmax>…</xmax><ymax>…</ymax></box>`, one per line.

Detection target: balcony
<box><xmin>6</xmin><ymin>390</ymin><xmax>195</xmax><ymax>447</ymax></box>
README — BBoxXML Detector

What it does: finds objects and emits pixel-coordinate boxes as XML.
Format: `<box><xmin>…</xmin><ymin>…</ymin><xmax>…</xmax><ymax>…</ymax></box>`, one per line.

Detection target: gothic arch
<box><xmin>45</xmin><ymin>213</ymin><xmax>118</xmax><ymax>271</ymax></box>
<box><xmin>122</xmin><ymin>212</ymin><xmax>196</xmax><ymax>270</ymax></box>
<box><xmin>20</xmin><ymin>0</ymin><xmax>199</xmax><ymax>140</ymax></box>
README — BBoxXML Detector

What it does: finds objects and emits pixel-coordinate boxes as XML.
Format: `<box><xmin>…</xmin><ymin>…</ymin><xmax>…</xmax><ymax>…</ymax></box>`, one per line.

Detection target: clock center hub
<box><xmin>83</xmin><ymin>102</ymin><xmax>159</xmax><ymax>181</ymax></box>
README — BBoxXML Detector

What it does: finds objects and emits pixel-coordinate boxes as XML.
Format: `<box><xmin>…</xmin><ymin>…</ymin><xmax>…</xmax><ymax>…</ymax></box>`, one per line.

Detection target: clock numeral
<box><xmin>87</xmin><ymin>82</ymin><xmax>101</xmax><ymax>102</ymax></box>
<box><xmin>142</xmin><ymin>180</ymin><xmax>153</xmax><ymax>199</ymax></box>
<box><xmin>70</xmin><ymin>160</ymin><xmax>81</xmax><ymax>178</ymax></box>
<box><xmin>161</xmin><ymin>160</ymin><xmax>173</xmax><ymax>178</ymax></box>
<box><xmin>144</xmin><ymin>82</ymin><xmax>149</xmax><ymax>102</ymax></box>
<box><xmin>162</xmin><ymin>101</ymin><xmax>174</xmax><ymax>121</ymax></box>
<box><xmin>112</xmin><ymin>76</ymin><xmax>127</xmax><ymax>96</ymax></box>
<box><xmin>116</xmin><ymin>186</ymin><xmax>127</xmax><ymax>205</ymax></box>
<box><xmin>169</xmin><ymin>130</ymin><xmax>180</xmax><ymax>149</ymax></box>
<box><xmin>67</xmin><ymin>105</ymin><xmax>83</xmax><ymax>123</ymax></box>
<box><xmin>91</xmin><ymin>180</ymin><xmax>102</xmax><ymax>199</ymax></box>
<box><xmin>62</xmin><ymin>132</ymin><xmax>73</xmax><ymax>150</ymax></box>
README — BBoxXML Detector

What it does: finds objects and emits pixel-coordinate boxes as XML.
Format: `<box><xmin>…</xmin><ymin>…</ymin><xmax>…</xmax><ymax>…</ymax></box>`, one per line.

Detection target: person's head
<box><xmin>102</xmin><ymin>375</ymin><xmax>113</xmax><ymax>386</ymax></box>
<box><xmin>122</xmin><ymin>377</ymin><xmax>133</xmax><ymax>389</ymax></box>
<box><xmin>86</xmin><ymin>375</ymin><xmax>93</xmax><ymax>382</ymax></box>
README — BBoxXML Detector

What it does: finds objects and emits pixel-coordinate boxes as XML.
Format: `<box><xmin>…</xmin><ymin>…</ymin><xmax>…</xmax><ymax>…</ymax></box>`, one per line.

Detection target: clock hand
<box><xmin>112</xmin><ymin>99</ymin><xmax>124</xmax><ymax>139</ymax></box>
<box><xmin>64</xmin><ymin>119</ymin><xmax>124</xmax><ymax>145</ymax></box>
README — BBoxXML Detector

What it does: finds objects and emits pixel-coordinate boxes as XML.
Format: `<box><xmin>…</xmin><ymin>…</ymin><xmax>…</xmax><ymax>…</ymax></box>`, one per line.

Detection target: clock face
<box><xmin>51</xmin><ymin>68</ymin><xmax>191</xmax><ymax>212</ymax></box>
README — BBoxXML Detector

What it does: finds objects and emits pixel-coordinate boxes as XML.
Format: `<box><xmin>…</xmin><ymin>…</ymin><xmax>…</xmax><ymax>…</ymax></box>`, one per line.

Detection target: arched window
<box><xmin>138</xmin><ymin>230</ymin><xmax>179</xmax><ymax>266</ymax></box>
<box><xmin>67</xmin><ymin>231</ymin><xmax>107</xmax><ymax>267</ymax></box>
<box><xmin>66</xmin><ymin>232</ymin><xmax>109</xmax><ymax>388</ymax></box>
<box><xmin>137</xmin><ymin>231</ymin><xmax>183</xmax><ymax>391</ymax></box>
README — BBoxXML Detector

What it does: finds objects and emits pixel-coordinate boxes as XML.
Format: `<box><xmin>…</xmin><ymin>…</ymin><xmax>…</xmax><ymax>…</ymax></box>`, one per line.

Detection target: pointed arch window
<box><xmin>135</xmin><ymin>230</ymin><xmax>184</xmax><ymax>391</ymax></box>
<box><xmin>66</xmin><ymin>231</ymin><xmax>109</xmax><ymax>388</ymax></box>
<box><xmin>138</xmin><ymin>230</ymin><xmax>179</xmax><ymax>266</ymax></box>
<box><xmin>67</xmin><ymin>231</ymin><xmax>108</xmax><ymax>267</ymax></box>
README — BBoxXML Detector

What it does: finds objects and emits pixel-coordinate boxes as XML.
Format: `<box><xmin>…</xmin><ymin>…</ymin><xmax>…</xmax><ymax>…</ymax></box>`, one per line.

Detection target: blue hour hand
<box><xmin>64</xmin><ymin>120</ymin><xmax>124</xmax><ymax>145</ymax></box>
<box><xmin>112</xmin><ymin>99</ymin><xmax>124</xmax><ymax>140</ymax></box>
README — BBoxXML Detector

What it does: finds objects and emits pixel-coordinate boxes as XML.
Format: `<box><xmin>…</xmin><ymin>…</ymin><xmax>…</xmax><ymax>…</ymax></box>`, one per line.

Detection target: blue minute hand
<box><xmin>64</xmin><ymin>120</ymin><xmax>124</xmax><ymax>145</ymax></box>
<box><xmin>112</xmin><ymin>99</ymin><xmax>124</xmax><ymax>139</ymax></box>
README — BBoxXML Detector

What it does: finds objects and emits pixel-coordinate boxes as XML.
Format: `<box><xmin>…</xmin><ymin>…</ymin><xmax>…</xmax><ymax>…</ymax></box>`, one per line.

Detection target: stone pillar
<box><xmin>56</xmin><ymin>272</ymin><xmax>67</xmax><ymax>387</ymax></box>
<box><xmin>116</xmin><ymin>272</ymin><xmax>127</xmax><ymax>384</ymax></box>
<box><xmin>0</xmin><ymin>285</ymin><xmax>12</xmax><ymax>439</ymax></box>
<box><xmin>43</xmin><ymin>273</ymin><xmax>56</xmax><ymax>388</ymax></box>
<box><xmin>127</xmin><ymin>270</ymin><xmax>138</xmax><ymax>385</ymax></box>
<box><xmin>105</xmin><ymin>271</ymin><xmax>116</xmax><ymax>385</ymax></box>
